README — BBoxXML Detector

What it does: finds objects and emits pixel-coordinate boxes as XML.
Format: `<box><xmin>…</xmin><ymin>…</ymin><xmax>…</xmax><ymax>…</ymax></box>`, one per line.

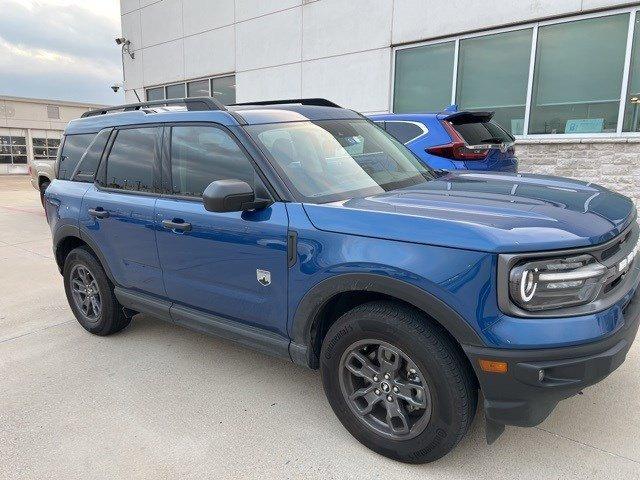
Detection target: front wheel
<box><xmin>320</xmin><ymin>301</ymin><xmax>477</xmax><ymax>463</ymax></box>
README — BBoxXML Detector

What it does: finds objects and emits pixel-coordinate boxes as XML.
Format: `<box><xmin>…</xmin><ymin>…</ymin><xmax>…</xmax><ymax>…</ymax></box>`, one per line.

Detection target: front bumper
<box><xmin>463</xmin><ymin>287</ymin><xmax>640</xmax><ymax>428</ymax></box>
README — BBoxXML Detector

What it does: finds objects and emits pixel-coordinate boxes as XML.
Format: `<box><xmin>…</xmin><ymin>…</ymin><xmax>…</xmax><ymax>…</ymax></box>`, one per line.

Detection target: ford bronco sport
<box><xmin>45</xmin><ymin>97</ymin><xmax>640</xmax><ymax>463</ymax></box>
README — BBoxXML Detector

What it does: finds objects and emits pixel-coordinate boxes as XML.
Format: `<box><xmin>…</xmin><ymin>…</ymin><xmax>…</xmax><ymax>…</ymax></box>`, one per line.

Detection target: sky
<box><xmin>0</xmin><ymin>0</ymin><xmax>124</xmax><ymax>105</ymax></box>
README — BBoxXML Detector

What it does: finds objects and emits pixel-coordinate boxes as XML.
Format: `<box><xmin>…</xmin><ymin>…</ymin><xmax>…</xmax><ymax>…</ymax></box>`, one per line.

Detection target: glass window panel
<box><xmin>0</xmin><ymin>145</ymin><xmax>10</xmax><ymax>155</ymax></box>
<box><xmin>187</xmin><ymin>80</ymin><xmax>210</xmax><ymax>97</ymax></box>
<box><xmin>47</xmin><ymin>148</ymin><xmax>58</xmax><ymax>157</ymax></box>
<box><xmin>165</xmin><ymin>83</ymin><xmax>185</xmax><ymax>99</ymax></box>
<box><xmin>11</xmin><ymin>136</ymin><xmax>25</xmax><ymax>145</ymax></box>
<box><xmin>32</xmin><ymin>138</ymin><xmax>46</xmax><ymax>147</ymax></box>
<box><xmin>384</xmin><ymin>122</ymin><xmax>425</xmax><ymax>144</ymax></box>
<box><xmin>393</xmin><ymin>42</ymin><xmax>455</xmax><ymax>113</ymax></box>
<box><xmin>11</xmin><ymin>146</ymin><xmax>26</xmax><ymax>155</ymax></box>
<box><xmin>48</xmin><ymin>138</ymin><xmax>60</xmax><ymax>148</ymax></box>
<box><xmin>210</xmin><ymin>76</ymin><xmax>236</xmax><ymax>105</ymax></box>
<box><xmin>170</xmin><ymin>125</ymin><xmax>257</xmax><ymax>197</ymax></box>
<box><xmin>12</xmin><ymin>155</ymin><xmax>27</xmax><ymax>164</ymax></box>
<box><xmin>623</xmin><ymin>13</ymin><xmax>640</xmax><ymax>132</ymax></box>
<box><xmin>0</xmin><ymin>136</ymin><xmax>10</xmax><ymax>145</ymax></box>
<box><xmin>74</xmin><ymin>129</ymin><xmax>111</xmax><ymax>181</ymax></box>
<box><xmin>456</xmin><ymin>29</ymin><xmax>532</xmax><ymax>135</ymax></box>
<box><xmin>105</xmin><ymin>128</ymin><xmax>157</xmax><ymax>192</ymax></box>
<box><xmin>0</xmin><ymin>155</ymin><xmax>11</xmax><ymax>164</ymax></box>
<box><xmin>146</xmin><ymin>87</ymin><xmax>164</xmax><ymax>101</ymax></box>
<box><xmin>34</xmin><ymin>147</ymin><xmax>48</xmax><ymax>157</ymax></box>
<box><xmin>58</xmin><ymin>134</ymin><xmax>96</xmax><ymax>180</ymax></box>
<box><xmin>530</xmin><ymin>14</ymin><xmax>629</xmax><ymax>134</ymax></box>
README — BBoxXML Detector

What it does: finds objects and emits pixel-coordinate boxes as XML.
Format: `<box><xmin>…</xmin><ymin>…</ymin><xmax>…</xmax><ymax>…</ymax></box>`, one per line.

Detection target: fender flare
<box><xmin>289</xmin><ymin>273</ymin><xmax>484</xmax><ymax>367</ymax></box>
<box><xmin>53</xmin><ymin>224</ymin><xmax>115</xmax><ymax>283</ymax></box>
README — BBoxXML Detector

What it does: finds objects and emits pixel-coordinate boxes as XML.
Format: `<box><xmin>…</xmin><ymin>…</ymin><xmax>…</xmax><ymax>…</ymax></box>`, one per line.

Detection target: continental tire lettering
<box><xmin>324</xmin><ymin>324</ymin><xmax>353</xmax><ymax>360</ymax></box>
<box><xmin>409</xmin><ymin>428</ymin><xmax>447</xmax><ymax>459</ymax></box>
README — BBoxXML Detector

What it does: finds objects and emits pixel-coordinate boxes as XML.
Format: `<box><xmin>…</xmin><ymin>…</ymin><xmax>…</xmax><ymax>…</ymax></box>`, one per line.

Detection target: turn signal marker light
<box><xmin>479</xmin><ymin>359</ymin><xmax>508</xmax><ymax>374</ymax></box>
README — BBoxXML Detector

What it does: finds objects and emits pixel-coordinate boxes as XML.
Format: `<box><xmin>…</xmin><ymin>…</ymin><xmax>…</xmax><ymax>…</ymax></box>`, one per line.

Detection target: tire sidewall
<box><xmin>63</xmin><ymin>248</ymin><xmax>117</xmax><ymax>335</ymax></box>
<box><xmin>321</xmin><ymin>305</ymin><xmax>470</xmax><ymax>463</ymax></box>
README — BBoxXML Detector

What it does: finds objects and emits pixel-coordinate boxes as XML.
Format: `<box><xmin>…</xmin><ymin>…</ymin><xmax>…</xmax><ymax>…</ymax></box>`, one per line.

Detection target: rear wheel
<box><xmin>39</xmin><ymin>180</ymin><xmax>50</xmax><ymax>207</ymax></box>
<box><xmin>320</xmin><ymin>301</ymin><xmax>477</xmax><ymax>463</ymax></box>
<box><xmin>63</xmin><ymin>247</ymin><xmax>131</xmax><ymax>335</ymax></box>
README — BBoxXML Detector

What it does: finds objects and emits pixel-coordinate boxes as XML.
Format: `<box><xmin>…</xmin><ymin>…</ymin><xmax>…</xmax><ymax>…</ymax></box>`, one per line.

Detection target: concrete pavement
<box><xmin>1</xmin><ymin>174</ymin><xmax>639</xmax><ymax>479</ymax></box>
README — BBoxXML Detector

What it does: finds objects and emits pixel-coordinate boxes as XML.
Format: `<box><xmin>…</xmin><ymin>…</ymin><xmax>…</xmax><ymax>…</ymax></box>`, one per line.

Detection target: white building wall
<box><xmin>119</xmin><ymin>0</ymin><xmax>640</xmax><ymax>202</ymax></box>
<box><xmin>120</xmin><ymin>0</ymin><xmax>640</xmax><ymax>112</ymax></box>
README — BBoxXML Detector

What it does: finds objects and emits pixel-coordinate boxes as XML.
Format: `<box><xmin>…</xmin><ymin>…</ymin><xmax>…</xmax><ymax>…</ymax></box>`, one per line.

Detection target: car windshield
<box><xmin>246</xmin><ymin>119</ymin><xmax>434</xmax><ymax>203</ymax></box>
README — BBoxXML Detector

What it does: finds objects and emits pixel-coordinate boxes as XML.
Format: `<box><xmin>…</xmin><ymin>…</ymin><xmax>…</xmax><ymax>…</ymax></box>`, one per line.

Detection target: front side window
<box><xmin>529</xmin><ymin>14</ymin><xmax>629</xmax><ymax>134</ymax></box>
<box><xmin>170</xmin><ymin>125</ymin><xmax>258</xmax><ymax>197</ymax></box>
<box><xmin>58</xmin><ymin>134</ymin><xmax>95</xmax><ymax>180</ymax></box>
<box><xmin>247</xmin><ymin>119</ymin><xmax>433</xmax><ymax>203</ymax></box>
<box><xmin>394</xmin><ymin>42</ymin><xmax>454</xmax><ymax>113</ymax></box>
<box><xmin>104</xmin><ymin>128</ymin><xmax>157</xmax><ymax>192</ymax></box>
<box><xmin>456</xmin><ymin>29</ymin><xmax>532</xmax><ymax>135</ymax></box>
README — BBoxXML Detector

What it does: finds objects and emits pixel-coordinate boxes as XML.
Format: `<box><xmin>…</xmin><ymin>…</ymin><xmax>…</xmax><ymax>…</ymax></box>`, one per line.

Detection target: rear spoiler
<box><xmin>439</xmin><ymin>111</ymin><xmax>494</xmax><ymax>124</ymax></box>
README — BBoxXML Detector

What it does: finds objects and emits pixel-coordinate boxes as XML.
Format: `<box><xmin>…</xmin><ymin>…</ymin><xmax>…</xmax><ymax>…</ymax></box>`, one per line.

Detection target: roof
<box><xmin>0</xmin><ymin>94</ymin><xmax>104</xmax><ymax>109</ymax></box>
<box><xmin>65</xmin><ymin>98</ymin><xmax>362</xmax><ymax>135</ymax></box>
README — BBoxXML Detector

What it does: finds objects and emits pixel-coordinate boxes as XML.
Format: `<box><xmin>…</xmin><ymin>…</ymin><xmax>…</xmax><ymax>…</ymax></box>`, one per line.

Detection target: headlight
<box><xmin>509</xmin><ymin>254</ymin><xmax>608</xmax><ymax>311</ymax></box>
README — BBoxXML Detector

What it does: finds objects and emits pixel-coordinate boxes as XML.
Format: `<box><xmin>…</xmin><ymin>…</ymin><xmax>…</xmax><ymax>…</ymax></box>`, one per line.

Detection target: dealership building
<box><xmin>119</xmin><ymin>0</ymin><xmax>640</xmax><ymax>201</ymax></box>
<box><xmin>0</xmin><ymin>96</ymin><xmax>102</xmax><ymax>175</ymax></box>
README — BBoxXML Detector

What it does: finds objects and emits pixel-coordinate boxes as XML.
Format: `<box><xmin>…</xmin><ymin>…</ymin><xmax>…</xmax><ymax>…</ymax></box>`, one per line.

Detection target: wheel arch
<box><xmin>54</xmin><ymin>225</ymin><xmax>115</xmax><ymax>283</ymax></box>
<box><xmin>289</xmin><ymin>273</ymin><xmax>485</xmax><ymax>369</ymax></box>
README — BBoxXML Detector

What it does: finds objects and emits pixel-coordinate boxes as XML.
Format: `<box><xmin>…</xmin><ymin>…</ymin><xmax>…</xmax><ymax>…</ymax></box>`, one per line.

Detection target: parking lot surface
<box><xmin>1</xmin><ymin>174</ymin><xmax>639</xmax><ymax>479</ymax></box>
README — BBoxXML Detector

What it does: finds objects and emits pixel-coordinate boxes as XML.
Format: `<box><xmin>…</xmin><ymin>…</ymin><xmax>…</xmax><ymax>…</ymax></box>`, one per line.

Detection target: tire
<box><xmin>63</xmin><ymin>246</ymin><xmax>131</xmax><ymax>336</ymax></box>
<box><xmin>320</xmin><ymin>301</ymin><xmax>477</xmax><ymax>464</ymax></box>
<box><xmin>39</xmin><ymin>180</ymin><xmax>50</xmax><ymax>208</ymax></box>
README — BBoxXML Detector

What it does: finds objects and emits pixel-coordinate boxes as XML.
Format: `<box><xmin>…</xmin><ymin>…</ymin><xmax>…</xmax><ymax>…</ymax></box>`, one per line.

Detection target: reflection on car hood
<box><xmin>302</xmin><ymin>172</ymin><xmax>636</xmax><ymax>253</ymax></box>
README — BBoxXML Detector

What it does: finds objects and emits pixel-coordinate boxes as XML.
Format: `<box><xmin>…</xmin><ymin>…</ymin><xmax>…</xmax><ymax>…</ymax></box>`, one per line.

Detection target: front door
<box><xmin>155</xmin><ymin>124</ymin><xmax>289</xmax><ymax>336</ymax></box>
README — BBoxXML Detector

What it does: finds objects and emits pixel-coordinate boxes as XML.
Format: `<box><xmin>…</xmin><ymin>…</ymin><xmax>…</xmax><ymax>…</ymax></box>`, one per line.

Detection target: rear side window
<box><xmin>72</xmin><ymin>129</ymin><xmax>111</xmax><ymax>182</ymax></box>
<box><xmin>451</xmin><ymin>121</ymin><xmax>513</xmax><ymax>145</ymax></box>
<box><xmin>104</xmin><ymin>128</ymin><xmax>157</xmax><ymax>192</ymax></box>
<box><xmin>384</xmin><ymin>121</ymin><xmax>426</xmax><ymax>144</ymax></box>
<box><xmin>170</xmin><ymin>125</ymin><xmax>259</xmax><ymax>197</ymax></box>
<box><xmin>57</xmin><ymin>134</ymin><xmax>95</xmax><ymax>180</ymax></box>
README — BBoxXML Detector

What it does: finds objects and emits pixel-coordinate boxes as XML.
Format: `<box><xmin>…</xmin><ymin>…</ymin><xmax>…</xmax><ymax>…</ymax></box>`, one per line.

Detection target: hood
<box><xmin>302</xmin><ymin>172</ymin><xmax>636</xmax><ymax>253</ymax></box>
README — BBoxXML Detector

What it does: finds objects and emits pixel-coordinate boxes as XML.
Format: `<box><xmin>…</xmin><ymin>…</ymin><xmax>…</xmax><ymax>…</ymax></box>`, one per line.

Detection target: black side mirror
<box><xmin>203</xmin><ymin>179</ymin><xmax>271</xmax><ymax>213</ymax></box>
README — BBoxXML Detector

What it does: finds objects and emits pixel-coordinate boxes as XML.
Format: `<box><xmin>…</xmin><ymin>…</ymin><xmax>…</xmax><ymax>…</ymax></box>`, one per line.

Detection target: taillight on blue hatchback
<box><xmin>426</xmin><ymin>120</ymin><xmax>489</xmax><ymax>161</ymax></box>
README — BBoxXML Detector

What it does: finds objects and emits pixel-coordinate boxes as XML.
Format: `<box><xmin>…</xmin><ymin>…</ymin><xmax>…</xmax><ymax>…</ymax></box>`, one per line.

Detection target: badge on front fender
<box><xmin>257</xmin><ymin>269</ymin><xmax>271</xmax><ymax>286</ymax></box>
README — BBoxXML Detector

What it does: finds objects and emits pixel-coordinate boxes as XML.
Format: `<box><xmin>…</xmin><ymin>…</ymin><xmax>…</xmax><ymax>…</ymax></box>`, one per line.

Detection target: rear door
<box><xmin>80</xmin><ymin>126</ymin><xmax>164</xmax><ymax>296</ymax></box>
<box><xmin>155</xmin><ymin>123</ymin><xmax>289</xmax><ymax>336</ymax></box>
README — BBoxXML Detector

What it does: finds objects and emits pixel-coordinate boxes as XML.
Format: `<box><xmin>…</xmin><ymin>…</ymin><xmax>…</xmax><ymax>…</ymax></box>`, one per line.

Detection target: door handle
<box><xmin>162</xmin><ymin>219</ymin><xmax>192</xmax><ymax>232</ymax></box>
<box><xmin>88</xmin><ymin>207</ymin><xmax>109</xmax><ymax>219</ymax></box>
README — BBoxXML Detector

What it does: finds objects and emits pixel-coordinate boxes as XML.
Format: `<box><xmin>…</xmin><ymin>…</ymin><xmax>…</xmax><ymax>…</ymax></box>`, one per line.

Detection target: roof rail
<box><xmin>81</xmin><ymin>97</ymin><xmax>226</xmax><ymax>118</ymax></box>
<box><xmin>230</xmin><ymin>98</ymin><xmax>342</xmax><ymax>108</ymax></box>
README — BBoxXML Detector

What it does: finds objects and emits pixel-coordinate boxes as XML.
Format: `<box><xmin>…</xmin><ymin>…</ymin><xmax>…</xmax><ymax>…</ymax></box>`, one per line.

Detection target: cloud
<box><xmin>0</xmin><ymin>0</ymin><xmax>124</xmax><ymax>104</ymax></box>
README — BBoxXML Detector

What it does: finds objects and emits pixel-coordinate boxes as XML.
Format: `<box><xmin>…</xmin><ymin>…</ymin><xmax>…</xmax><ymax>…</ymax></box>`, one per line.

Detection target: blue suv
<box><xmin>45</xmin><ymin>98</ymin><xmax>639</xmax><ymax>463</ymax></box>
<box><xmin>369</xmin><ymin>109</ymin><xmax>518</xmax><ymax>173</ymax></box>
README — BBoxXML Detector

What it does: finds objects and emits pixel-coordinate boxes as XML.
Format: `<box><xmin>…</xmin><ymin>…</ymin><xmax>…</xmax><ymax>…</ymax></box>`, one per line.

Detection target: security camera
<box><xmin>111</xmin><ymin>84</ymin><xmax>121</xmax><ymax>93</ymax></box>
<box><xmin>115</xmin><ymin>37</ymin><xmax>127</xmax><ymax>45</ymax></box>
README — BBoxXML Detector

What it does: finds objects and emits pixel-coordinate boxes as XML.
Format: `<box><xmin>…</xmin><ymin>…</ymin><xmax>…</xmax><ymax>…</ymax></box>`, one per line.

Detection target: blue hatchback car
<box><xmin>369</xmin><ymin>109</ymin><xmax>518</xmax><ymax>173</ymax></box>
<box><xmin>45</xmin><ymin>98</ymin><xmax>639</xmax><ymax>463</ymax></box>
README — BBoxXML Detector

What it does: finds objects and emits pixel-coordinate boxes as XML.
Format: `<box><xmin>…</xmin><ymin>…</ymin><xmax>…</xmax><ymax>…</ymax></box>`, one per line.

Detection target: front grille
<box><xmin>593</xmin><ymin>223</ymin><xmax>639</xmax><ymax>302</ymax></box>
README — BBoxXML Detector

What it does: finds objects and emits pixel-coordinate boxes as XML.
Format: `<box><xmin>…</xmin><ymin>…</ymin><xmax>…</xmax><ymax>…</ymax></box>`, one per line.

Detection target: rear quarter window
<box><xmin>57</xmin><ymin>134</ymin><xmax>96</xmax><ymax>180</ymax></box>
<box><xmin>384</xmin><ymin>121</ymin><xmax>426</xmax><ymax>144</ymax></box>
<box><xmin>72</xmin><ymin>129</ymin><xmax>111</xmax><ymax>182</ymax></box>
